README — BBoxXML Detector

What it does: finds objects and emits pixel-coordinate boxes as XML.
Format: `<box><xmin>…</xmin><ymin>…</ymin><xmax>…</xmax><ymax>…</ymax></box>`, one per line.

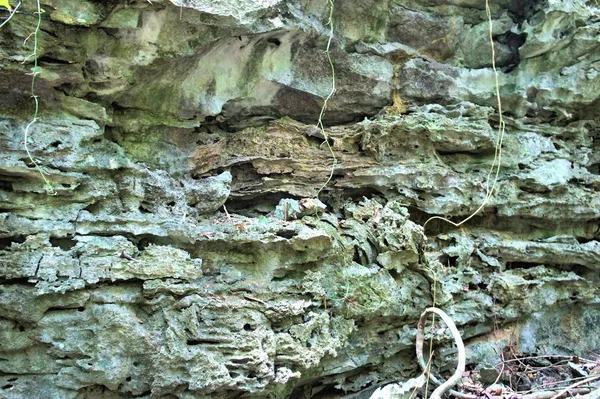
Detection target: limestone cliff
<box><xmin>0</xmin><ymin>0</ymin><xmax>599</xmax><ymax>398</ymax></box>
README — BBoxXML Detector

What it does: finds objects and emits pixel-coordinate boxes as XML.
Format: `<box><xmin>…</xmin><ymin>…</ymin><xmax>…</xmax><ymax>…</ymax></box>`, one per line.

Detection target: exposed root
<box><xmin>416</xmin><ymin>307</ymin><xmax>466</xmax><ymax>399</ymax></box>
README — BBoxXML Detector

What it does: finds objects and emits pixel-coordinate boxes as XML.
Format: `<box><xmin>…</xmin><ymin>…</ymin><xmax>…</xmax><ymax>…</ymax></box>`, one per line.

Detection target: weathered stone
<box><xmin>169</xmin><ymin>0</ymin><xmax>282</xmax><ymax>25</ymax></box>
<box><xmin>43</xmin><ymin>0</ymin><xmax>104</xmax><ymax>27</ymax></box>
<box><xmin>100</xmin><ymin>7</ymin><xmax>141</xmax><ymax>29</ymax></box>
<box><xmin>115</xmin><ymin>30</ymin><xmax>392</xmax><ymax>125</ymax></box>
<box><xmin>1</xmin><ymin>0</ymin><xmax>599</xmax><ymax>398</ymax></box>
<box><xmin>456</xmin><ymin>14</ymin><xmax>519</xmax><ymax>68</ymax></box>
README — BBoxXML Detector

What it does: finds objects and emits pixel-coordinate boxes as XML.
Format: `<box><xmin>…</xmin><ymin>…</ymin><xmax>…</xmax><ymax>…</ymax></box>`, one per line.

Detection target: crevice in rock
<box><xmin>44</xmin><ymin>306</ymin><xmax>87</xmax><ymax>314</ymax></box>
<box><xmin>267</xmin><ymin>37</ymin><xmax>282</xmax><ymax>47</ymax></box>
<box><xmin>509</xmin><ymin>0</ymin><xmax>542</xmax><ymax>24</ymax></box>
<box><xmin>49</xmin><ymin>235</ymin><xmax>77</xmax><ymax>251</ymax></box>
<box><xmin>575</xmin><ymin>237</ymin><xmax>595</xmax><ymax>244</ymax></box>
<box><xmin>505</xmin><ymin>261</ymin><xmax>542</xmax><ymax>270</ymax></box>
<box><xmin>130</xmin><ymin>390</ymin><xmax>152</xmax><ymax>398</ymax></box>
<box><xmin>81</xmin><ymin>202</ymin><xmax>103</xmax><ymax>215</ymax></box>
<box><xmin>0</xmin><ymin>179</ymin><xmax>14</xmax><ymax>192</ymax></box>
<box><xmin>275</xmin><ymin>230</ymin><xmax>298</xmax><ymax>239</ymax></box>
<box><xmin>0</xmin><ymin>277</ymin><xmax>34</xmax><ymax>285</ymax></box>
<box><xmin>586</xmin><ymin>162</ymin><xmax>600</xmax><ymax>175</ymax></box>
<box><xmin>0</xmin><ymin>235</ymin><xmax>26</xmax><ymax>250</ymax></box>
<box><xmin>38</xmin><ymin>56</ymin><xmax>71</xmax><ymax>65</ymax></box>
<box><xmin>493</xmin><ymin>31</ymin><xmax>527</xmax><ymax>71</ymax></box>
<box><xmin>309</xmin><ymin>384</ymin><xmax>350</xmax><ymax>399</ymax></box>
<box><xmin>187</xmin><ymin>338</ymin><xmax>226</xmax><ymax>345</ymax></box>
<box><xmin>224</xmin><ymin>192</ymin><xmax>296</xmax><ymax>216</ymax></box>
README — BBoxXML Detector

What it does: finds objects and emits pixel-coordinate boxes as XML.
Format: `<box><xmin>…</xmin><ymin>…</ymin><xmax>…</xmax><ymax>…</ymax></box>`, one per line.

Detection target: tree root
<box><xmin>415</xmin><ymin>307</ymin><xmax>600</xmax><ymax>399</ymax></box>
<box><xmin>416</xmin><ymin>307</ymin><xmax>466</xmax><ymax>399</ymax></box>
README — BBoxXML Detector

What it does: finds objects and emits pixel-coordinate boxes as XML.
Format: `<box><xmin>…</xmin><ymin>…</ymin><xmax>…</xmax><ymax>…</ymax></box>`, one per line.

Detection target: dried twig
<box><xmin>443</xmin><ymin>386</ymin><xmax>597</xmax><ymax>399</ymax></box>
<box><xmin>243</xmin><ymin>294</ymin><xmax>267</xmax><ymax>305</ymax></box>
<box><xmin>223</xmin><ymin>205</ymin><xmax>232</xmax><ymax>221</ymax></box>
<box><xmin>523</xmin><ymin>387</ymin><xmax>597</xmax><ymax>399</ymax></box>
<box><xmin>120</xmin><ymin>251</ymin><xmax>141</xmax><ymax>262</ymax></box>
<box><xmin>487</xmin><ymin>352</ymin><xmax>506</xmax><ymax>391</ymax></box>
<box><xmin>498</xmin><ymin>355</ymin><xmax>596</xmax><ymax>365</ymax></box>
<box><xmin>548</xmin><ymin>375</ymin><xmax>600</xmax><ymax>399</ymax></box>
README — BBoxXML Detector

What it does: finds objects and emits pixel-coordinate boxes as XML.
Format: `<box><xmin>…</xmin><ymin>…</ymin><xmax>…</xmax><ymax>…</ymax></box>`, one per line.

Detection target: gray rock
<box><xmin>1</xmin><ymin>0</ymin><xmax>600</xmax><ymax>397</ymax></box>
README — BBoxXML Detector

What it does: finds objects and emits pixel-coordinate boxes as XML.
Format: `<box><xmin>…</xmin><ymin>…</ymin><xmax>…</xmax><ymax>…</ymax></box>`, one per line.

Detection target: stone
<box><xmin>1</xmin><ymin>0</ymin><xmax>600</xmax><ymax>397</ymax></box>
<box><xmin>44</xmin><ymin>0</ymin><xmax>104</xmax><ymax>26</ymax></box>
<box><xmin>169</xmin><ymin>0</ymin><xmax>282</xmax><ymax>25</ymax></box>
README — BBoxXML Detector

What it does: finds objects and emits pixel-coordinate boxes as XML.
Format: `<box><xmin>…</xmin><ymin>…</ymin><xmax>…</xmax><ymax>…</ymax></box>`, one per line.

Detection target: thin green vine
<box><xmin>22</xmin><ymin>1</ymin><xmax>55</xmax><ymax>194</ymax></box>
<box><xmin>315</xmin><ymin>0</ymin><xmax>337</xmax><ymax>201</ymax></box>
<box><xmin>1</xmin><ymin>1</ymin><xmax>54</xmax><ymax>194</ymax></box>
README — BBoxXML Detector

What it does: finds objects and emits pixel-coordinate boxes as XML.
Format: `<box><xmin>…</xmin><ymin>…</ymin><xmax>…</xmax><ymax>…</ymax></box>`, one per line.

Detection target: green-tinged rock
<box><xmin>100</xmin><ymin>8</ymin><xmax>141</xmax><ymax>29</ymax></box>
<box><xmin>1</xmin><ymin>0</ymin><xmax>600</xmax><ymax>397</ymax></box>
<box><xmin>44</xmin><ymin>0</ymin><xmax>104</xmax><ymax>26</ymax></box>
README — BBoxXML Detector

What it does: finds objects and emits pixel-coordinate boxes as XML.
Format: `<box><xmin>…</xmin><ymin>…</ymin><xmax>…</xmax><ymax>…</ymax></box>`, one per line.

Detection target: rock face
<box><xmin>0</xmin><ymin>0</ymin><xmax>599</xmax><ymax>398</ymax></box>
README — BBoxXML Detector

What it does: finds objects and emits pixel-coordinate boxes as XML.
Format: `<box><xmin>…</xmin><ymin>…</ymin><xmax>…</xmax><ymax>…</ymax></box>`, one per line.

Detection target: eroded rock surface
<box><xmin>1</xmin><ymin>0</ymin><xmax>599</xmax><ymax>398</ymax></box>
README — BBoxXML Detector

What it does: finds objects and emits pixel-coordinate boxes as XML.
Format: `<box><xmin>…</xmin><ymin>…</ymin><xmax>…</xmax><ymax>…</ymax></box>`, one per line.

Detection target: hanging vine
<box><xmin>423</xmin><ymin>0</ymin><xmax>505</xmax><ymax>229</ymax></box>
<box><xmin>315</xmin><ymin>0</ymin><xmax>337</xmax><ymax>202</ymax></box>
<box><xmin>1</xmin><ymin>0</ymin><xmax>55</xmax><ymax>194</ymax></box>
